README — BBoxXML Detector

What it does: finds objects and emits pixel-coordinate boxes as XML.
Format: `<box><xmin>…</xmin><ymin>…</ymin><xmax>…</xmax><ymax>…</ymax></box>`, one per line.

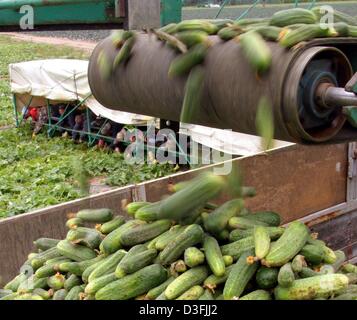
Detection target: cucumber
<box><xmin>204</xmin><ymin>199</ymin><xmax>244</xmax><ymax>236</ymax></box>
<box><xmin>88</xmin><ymin>249</ymin><xmax>126</xmax><ymax>282</ymax></box>
<box><xmin>159</xmin><ymin>23</ymin><xmax>178</xmax><ymax>35</ymax></box>
<box><xmin>157</xmin><ymin>172</ymin><xmax>226</xmax><ymax>221</ymax></box>
<box><xmin>220</xmin><ymin>236</ymin><xmax>255</xmax><ymax>260</ymax></box>
<box><xmin>99</xmin><ymin>219</ymin><xmax>146</xmax><ymax>255</ymax></box>
<box><xmin>126</xmin><ymin>202</ymin><xmax>150</xmax><ymax>217</ymax></box>
<box><xmin>322</xmin><ymin>246</ymin><xmax>337</xmax><ymax>264</ymax></box>
<box><xmin>262</xmin><ymin>221</ymin><xmax>309</xmax><ymax>267</ymax></box>
<box><xmin>199</xmin><ymin>288</ymin><xmax>214</xmax><ymax>300</ymax></box>
<box><xmin>53</xmin><ymin>289</ymin><xmax>68</xmax><ymax>300</ymax></box>
<box><xmin>228</xmin><ymin>216</ymin><xmax>268</xmax><ymax>229</ymax></box>
<box><xmin>14</xmin><ymin>293</ymin><xmax>43</xmax><ymax>300</ymax></box>
<box><xmin>238</xmin><ymin>31</ymin><xmax>272</xmax><ymax>73</ymax></box>
<box><xmin>65</xmin><ymin>285</ymin><xmax>85</xmax><ymax>300</ymax></box>
<box><xmin>319</xmin><ymin>264</ymin><xmax>335</xmax><ymax>275</ymax></box>
<box><xmin>312</xmin><ymin>7</ymin><xmax>357</xmax><ymax>26</ymax></box>
<box><xmin>82</xmin><ymin>257</ymin><xmax>111</xmax><ymax>283</ymax></box>
<box><xmin>77</xmin><ymin>208</ymin><xmax>113</xmax><ymax>223</ymax></box>
<box><xmin>159</xmin><ymin>224</ymin><xmax>204</xmax><ymax>265</ymax></box>
<box><xmin>0</xmin><ymin>293</ymin><xmax>19</xmax><ymax>300</ymax></box>
<box><xmin>0</xmin><ymin>289</ymin><xmax>13</xmax><ymax>298</ymax></box>
<box><xmin>223</xmin><ymin>255</ymin><xmax>233</xmax><ymax>267</ymax></box>
<box><xmin>229</xmin><ymin>226</ymin><xmax>284</xmax><ymax>242</ymax></box>
<box><xmin>270</xmin><ymin>8</ymin><xmax>317</xmax><ymax>27</ymax></box>
<box><xmin>175</xmin><ymin>31</ymin><xmax>209</xmax><ymax>48</ymax></box>
<box><xmin>4</xmin><ymin>273</ymin><xmax>29</xmax><ymax>292</ymax></box>
<box><xmin>96</xmin><ymin>264</ymin><xmax>168</xmax><ymax>300</ymax></box>
<box><xmin>291</xmin><ymin>254</ymin><xmax>307</xmax><ymax>273</ymax></box>
<box><xmin>333</xmin><ymin>22</ymin><xmax>349</xmax><ymax>37</ymax></box>
<box><xmin>176</xmin><ymin>285</ymin><xmax>204</xmax><ymax>300</ymax></box>
<box><xmin>278</xmin><ymin>263</ymin><xmax>295</xmax><ymax>288</ymax></box>
<box><xmin>274</xmin><ymin>274</ymin><xmax>349</xmax><ymax>300</ymax></box>
<box><xmin>146</xmin><ymin>277</ymin><xmax>175</xmax><ymax>300</ymax></box>
<box><xmin>203</xmin><ymin>235</ymin><xmax>225</xmax><ymax>277</ymax></box>
<box><xmin>115</xmin><ymin>249</ymin><xmax>157</xmax><ymax>278</ymax></box>
<box><xmin>247</xmin><ymin>211</ymin><xmax>281</xmax><ymax>227</ymax></box>
<box><xmin>135</xmin><ymin>202</ymin><xmax>162</xmax><ymax>222</ymax></box>
<box><xmin>218</xmin><ymin>26</ymin><xmax>244</xmax><ymax>41</ymax></box>
<box><xmin>155</xmin><ymin>291</ymin><xmax>168</xmax><ymax>300</ymax></box>
<box><xmin>30</xmin><ymin>247</ymin><xmax>62</xmax><ymax>270</ymax></box>
<box><xmin>279</xmin><ymin>24</ymin><xmax>334</xmax><ymax>48</ymax></box>
<box><xmin>176</xmin><ymin>20</ymin><xmax>218</xmax><ymax>35</ymax></box>
<box><xmin>254</xmin><ymin>226</ymin><xmax>270</xmax><ymax>260</ymax></box>
<box><xmin>255</xmin><ymin>266</ymin><xmax>279</xmax><ymax>289</ymax></box>
<box><xmin>66</xmin><ymin>227</ymin><xmax>103</xmax><ymax>250</ymax></box>
<box><xmin>239</xmin><ymin>289</ymin><xmax>271</xmax><ymax>300</ymax></box>
<box><xmin>35</xmin><ymin>258</ymin><xmax>70</xmax><ymax>278</ymax></box>
<box><xmin>248</xmin><ymin>26</ymin><xmax>282</xmax><ymax>41</ymax></box>
<box><xmin>184</xmin><ymin>247</ymin><xmax>205</xmax><ymax>268</ymax></box>
<box><xmin>171</xmin><ymin>260</ymin><xmax>187</xmax><ymax>274</ymax></box>
<box><xmin>169</xmin><ymin>42</ymin><xmax>209</xmax><ymax>78</ymax></box>
<box><xmin>112</xmin><ymin>35</ymin><xmax>136</xmax><ymax>68</ymax></box>
<box><xmin>332</xmin><ymin>292</ymin><xmax>357</xmax><ymax>300</ymax></box>
<box><xmin>17</xmin><ymin>275</ymin><xmax>48</xmax><ymax>293</ymax></box>
<box><xmin>165</xmin><ymin>266</ymin><xmax>209</xmax><ymax>300</ymax></box>
<box><xmin>154</xmin><ymin>225</ymin><xmax>185</xmax><ymax>251</ymax></box>
<box><xmin>300</xmin><ymin>244</ymin><xmax>325</xmax><ymax>265</ymax></box>
<box><xmin>32</xmin><ymin>288</ymin><xmax>52</xmax><ymax>300</ymax></box>
<box><xmin>203</xmin><ymin>265</ymin><xmax>234</xmax><ymax>290</ymax></box>
<box><xmin>66</xmin><ymin>217</ymin><xmax>83</xmax><ymax>229</ymax></box>
<box><xmin>58</xmin><ymin>255</ymin><xmax>105</xmax><ymax>276</ymax></box>
<box><xmin>341</xmin><ymin>264</ymin><xmax>357</xmax><ymax>274</ymax></box>
<box><xmin>331</xmin><ymin>250</ymin><xmax>346</xmax><ymax>272</ymax></box>
<box><xmin>223</xmin><ymin>250</ymin><xmax>259</xmax><ymax>300</ymax></box>
<box><xmin>64</xmin><ymin>274</ymin><xmax>82</xmax><ymax>291</ymax></box>
<box><xmin>47</xmin><ymin>273</ymin><xmax>65</xmax><ymax>290</ymax></box>
<box><xmin>85</xmin><ymin>273</ymin><xmax>117</xmax><ymax>295</ymax></box>
<box><xmin>57</xmin><ymin>240</ymin><xmax>97</xmax><ymax>262</ymax></box>
<box><xmin>119</xmin><ymin>219</ymin><xmax>172</xmax><ymax>247</ymax></box>
<box><xmin>299</xmin><ymin>267</ymin><xmax>320</xmax><ymax>279</ymax></box>
<box><xmin>33</xmin><ymin>238</ymin><xmax>60</xmax><ymax>251</ymax></box>
<box><xmin>236</xmin><ymin>18</ymin><xmax>269</xmax><ymax>27</ymax></box>
<box><xmin>99</xmin><ymin>216</ymin><xmax>126</xmax><ymax>234</ymax></box>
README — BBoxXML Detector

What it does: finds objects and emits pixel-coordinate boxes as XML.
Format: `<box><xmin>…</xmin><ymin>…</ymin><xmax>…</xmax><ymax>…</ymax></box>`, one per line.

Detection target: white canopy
<box><xmin>9</xmin><ymin>59</ymin><xmax>154</xmax><ymax>125</ymax></box>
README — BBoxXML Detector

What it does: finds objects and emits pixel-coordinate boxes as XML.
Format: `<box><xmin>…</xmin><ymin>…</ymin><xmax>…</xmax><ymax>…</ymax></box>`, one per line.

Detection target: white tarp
<box><xmin>180</xmin><ymin>124</ymin><xmax>293</xmax><ymax>156</ymax></box>
<box><xmin>9</xmin><ymin>59</ymin><xmax>154</xmax><ymax>125</ymax></box>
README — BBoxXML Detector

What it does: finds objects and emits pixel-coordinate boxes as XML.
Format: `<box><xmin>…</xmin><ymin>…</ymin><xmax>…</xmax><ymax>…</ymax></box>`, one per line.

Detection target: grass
<box><xmin>0</xmin><ymin>36</ymin><xmax>175</xmax><ymax>218</ymax></box>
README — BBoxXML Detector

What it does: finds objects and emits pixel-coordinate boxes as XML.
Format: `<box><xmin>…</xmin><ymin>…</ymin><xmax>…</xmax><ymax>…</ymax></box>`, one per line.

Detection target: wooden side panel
<box><xmin>0</xmin><ymin>187</ymin><xmax>132</xmax><ymax>286</ymax></box>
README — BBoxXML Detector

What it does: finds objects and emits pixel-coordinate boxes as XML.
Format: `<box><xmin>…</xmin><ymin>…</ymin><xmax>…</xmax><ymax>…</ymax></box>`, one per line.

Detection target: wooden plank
<box><xmin>0</xmin><ymin>186</ymin><xmax>133</xmax><ymax>286</ymax></box>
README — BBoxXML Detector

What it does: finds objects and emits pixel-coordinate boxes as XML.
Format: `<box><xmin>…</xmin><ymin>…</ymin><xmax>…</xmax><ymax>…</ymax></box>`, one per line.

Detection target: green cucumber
<box><xmin>53</xmin><ymin>289</ymin><xmax>68</xmax><ymax>300</ymax></box>
<box><xmin>299</xmin><ymin>267</ymin><xmax>320</xmax><ymax>278</ymax></box>
<box><xmin>99</xmin><ymin>216</ymin><xmax>126</xmax><ymax>235</ymax></box>
<box><xmin>115</xmin><ymin>249</ymin><xmax>157</xmax><ymax>278</ymax></box>
<box><xmin>175</xmin><ymin>31</ymin><xmax>209</xmax><ymax>48</ymax></box>
<box><xmin>146</xmin><ymin>277</ymin><xmax>175</xmax><ymax>300</ymax></box>
<box><xmin>99</xmin><ymin>219</ymin><xmax>146</xmax><ymax>255</ymax></box>
<box><xmin>35</xmin><ymin>258</ymin><xmax>70</xmax><ymax>278</ymax></box>
<box><xmin>119</xmin><ymin>219</ymin><xmax>172</xmax><ymax>247</ymax></box>
<box><xmin>135</xmin><ymin>202</ymin><xmax>161</xmax><ymax>221</ymax></box>
<box><xmin>291</xmin><ymin>254</ymin><xmax>307</xmax><ymax>273</ymax></box>
<box><xmin>165</xmin><ymin>266</ymin><xmax>209</xmax><ymax>300</ymax></box>
<box><xmin>228</xmin><ymin>216</ymin><xmax>268</xmax><ymax>229</ymax></box>
<box><xmin>223</xmin><ymin>255</ymin><xmax>233</xmax><ymax>267</ymax></box>
<box><xmin>67</xmin><ymin>227</ymin><xmax>103</xmax><ymax>249</ymax></box>
<box><xmin>176</xmin><ymin>285</ymin><xmax>204</xmax><ymax>300</ymax></box>
<box><xmin>0</xmin><ymin>289</ymin><xmax>13</xmax><ymax>298</ymax></box>
<box><xmin>229</xmin><ymin>226</ymin><xmax>284</xmax><ymax>242</ymax></box>
<box><xmin>88</xmin><ymin>249</ymin><xmax>126</xmax><ymax>282</ymax></box>
<box><xmin>33</xmin><ymin>238</ymin><xmax>60</xmax><ymax>251</ymax></box>
<box><xmin>58</xmin><ymin>255</ymin><xmax>105</xmax><ymax>276</ymax></box>
<box><xmin>153</xmin><ymin>225</ymin><xmax>185</xmax><ymax>250</ymax></box>
<box><xmin>220</xmin><ymin>236</ymin><xmax>255</xmax><ymax>260</ymax></box>
<box><xmin>254</xmin><ymin>226</ymin><xmax>271</xmax><ymax>260</ymax></box>
<box><xmin>218</xmin><ymin>26</ymin><xmax>244</xmax><ymax>41</ymax></box>
<box><xmin>64</xmin><ymin>274</ymin><xmax>82</xmax><ymax>291</ymax></box>
<box><xmin>96</xmin><ymin>264</ymin><xmax>168</xmax><ymax>300</ymax></box>
<box><xmin>82</xmin><ymin>256</ymin><xmax>111</xmax><ymax>283</ymax></box>
<box><xmin>223</xmin><ymin>250</ymin><xmax>259</xmax><ymax>300</ymax></box>
<box><xmin>76</xmin><ymin>208</ymin><xmax>113</xmax><ymax>223</ymax></box>
<box><xmin>203</xmin><ymin>235</ymin><xmax>225</xmax><ymax>277</ymax></box>
<box><xmin>126</xmin><ymin>202</ymin><xmax>150</xmax><ymax>216</ymax></box>
<box><xmin>247</xmin><ymin>211</ymin><xmax>281</xmax><ymax>226</ymax></box>
<box><xmin>270</xmin><ymin>8</ymin><xmax>317</xmax><ymax>27</ymax></box>
<box><xmin>4</xmin><ymin>273</ymin><xmax>29</xmax><ymax>292</ymax></box>
<box><xmin>85</xmin><ymin>273</ymin><xmax>117</xmax><ymax>295</ymax></box>
<box><xmin>203</xmin><ymin>265</ymin><xmax>234</xmax><ymax>290</ymax></box>
<box><xmin>159</xmin><ymin>224</ymin><xmax>204</xmax><ymax>265</ymax></box>
<box><xmin>184</xmin><ymin>247</ymin><xmax>205</xmax><ymax>268</ymax></box>
<box><xmin>157</xmin><ymin>172</ymin><xmax>226</xmax><ymax>221</ymax></box>
<box><xmin>255</xmin><ymin>266</ymin><xmax>279</xmax><ymax>289</ymax></box>
<box><xmin>32</xmin><ymin>288</ymin><xmax>52</xmax><ymax>300</ymax></box>
<box><xmin>262</xmin><ymin>221</ymin><xmax>309</xmax><ymax>267</ymax></box>
<box><xmin>278</xmin><ymin>263</ymin><xmax>295</xmax><ymax>287</ymax></box>
<box><xmin>30</xmin><ymin>247</ymin><xmax>62</xmax><ymax>270</ymax></box>
<box><xmin>341</xmin><ymin>264</ymin><xmax>357</xmax><ymax>274</ymax></box>
<box><xmin>66</xmin><ymin>217</ymin><xmax>83</xmax><ymax>229</ymax></box>
<box><xmin>300</xmin><ymin>244</ymin><xmax>325</xmax><ymax>265</ymax></box>
<box><xmin>57</xmin><ymin>240</ymin><xmax>97</xmax><ymax>262</ymax></box>
<box><xmin>65</xmin><ymin>285</ymin><xmax>85</xmax><ymax>300</ymax></box>
<box><xmin>47</xmin><ymin>273</ymin><xmax>65</xmax><ymax>290</ymax></box>
<box><xmin>274</xmin><ymin>274</ymin><xmax>349</xmax><ymax>300</ymax></box>
<box><xmin>199</xmin><ymin>289</ymin><xmax>214</xmax><ymax>300</ymax></box>
<box><xmin>204</xmin><ymin>199</ymin><xmax>244</xmax><ymax>236</ymax></box>
<box><xmin>239</xmin><ymin>289</ymin><xmax>271</xmax><ymax>300</ymax></box>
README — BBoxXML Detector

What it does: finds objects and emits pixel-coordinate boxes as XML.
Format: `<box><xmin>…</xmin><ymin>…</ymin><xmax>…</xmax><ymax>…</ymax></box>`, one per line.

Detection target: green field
<box><xmin>0</xmin><ymin>37</ymin><xmax>175</xmax><ymax>218</ymax></box>
<box><xmin>183</xmin><ymin>1</ymin><xmax>357</xmax><ymax>20</ymax></box>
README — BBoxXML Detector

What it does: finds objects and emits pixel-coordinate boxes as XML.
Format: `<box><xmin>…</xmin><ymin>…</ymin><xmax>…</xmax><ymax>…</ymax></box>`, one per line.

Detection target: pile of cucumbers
<box><xmin>1</xmin><ymin>171</ymin><xmax>357</xmax><ymax>300</ymax></box>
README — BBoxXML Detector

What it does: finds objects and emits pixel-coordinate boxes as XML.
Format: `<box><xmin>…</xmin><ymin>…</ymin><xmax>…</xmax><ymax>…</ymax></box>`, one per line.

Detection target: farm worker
<box><xmin>57</xmin><ymin>104</ymin><xmax>76</xmax><ymax>138</ymax></box>
<box><xmin>32</xmin><ymin>106</ymin><xmax>48</xmax><ymax>138</ymax></box>
<box><xmin>110</xmin><ymin>128</ymin><xmax>127</xmax><ymax>153</ymax></box>
<box><xmin>24</xmin><ymin>107</ymin><xmax>39</xmax><ymax>122</ymax></box>
<box><xmin>97</xmin><ymin>122</ymin><xmax>112</xmax><ymax>149</ymax></box>
<box><xmin>72</xmin><ymin>114</ymin><xmax>85</xmax><ymax>143</ymax></box>
<box><xmin>79</xmin><ymin>109</ymin><xmax>96</xmax><ymax>143</ymax></box>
